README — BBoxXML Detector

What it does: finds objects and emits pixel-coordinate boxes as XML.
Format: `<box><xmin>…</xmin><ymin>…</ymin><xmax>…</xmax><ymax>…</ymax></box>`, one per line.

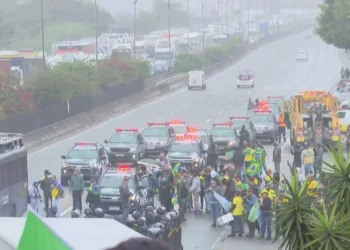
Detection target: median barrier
<box><xmin>23</xmin><ymin>27</ymin><xmax>307</xmax><ymax>150</ymax></box>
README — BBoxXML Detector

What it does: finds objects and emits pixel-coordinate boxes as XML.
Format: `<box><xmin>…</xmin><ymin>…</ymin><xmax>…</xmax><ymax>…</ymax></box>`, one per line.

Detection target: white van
<box><xmin>188</xmin><ymin>70</ymin><xmax>206</xmax><ymax>90</ymax></box>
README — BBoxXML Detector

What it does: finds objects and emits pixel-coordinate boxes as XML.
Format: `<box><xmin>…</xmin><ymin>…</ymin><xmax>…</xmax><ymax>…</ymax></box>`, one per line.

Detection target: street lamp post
<box><xmin>217</xmin><ymin>0</ymin><xmax>220</xmax><ymax>37</ymax></box>
<box><xmin>187</xmin><ymin>0</ymin><xmax>190</xmax><ymax>43</ymax></box>
<box><xmin>40</xmin><ymin>0</ymin><xmax>46</xmax><ymax>66</ymax></box>
<box><xmin>95</xmin><ymin>0</ymin><xmax>98</xmax><ymax>64</ymax></box>
<box><xmin>168</xmin><ymin>0</ymin><xmax>171</xmax><ymax>73</ymax></box>
<box><xmin>225</xmin><ymin>0</ymin><xmax>228</xmax><ymax>35</ymax></box>
<box><xmin>133</xmin><ymin>0</ymin><xmax>138</xmax><ymax>60</ymax></box>
<box><xmin>201</xmin><ymin>0</ymin><xmax>205</xmax><ymax>50</ymax></box>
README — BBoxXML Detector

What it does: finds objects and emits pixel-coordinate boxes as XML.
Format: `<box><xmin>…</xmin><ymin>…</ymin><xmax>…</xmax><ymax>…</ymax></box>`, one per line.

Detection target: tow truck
<box><xmin>168</xmin><ymin>119</ymin><xmax>188</xmax><ymax>136</ymax></box>
<box><xmin>283</xmin><ymin>91</ymin><xmax>340</xmax><ymax>150</ymax></box>
<box><xmin>167</xmin><ymin>134</ymin><xmax>207</xmax><ymax>170</ymax></box>
<box><xmin>209</xmin><ymin>122</ymin><xmax>240</xmax><ymax>155</ymax></box>
<box><xmin>228</xmin><ymin>116</ymin><xmax>257</xmax><ymax>146</ymax></box>
<box><xmin>141</xmin><ymin>122</ymin><xmax>176</xmax><ymax>157</ymax></box>
<box><xmin>104</xmin><ymin>128</ymin><xmax>146</xmax><ymax>165</ymax></box>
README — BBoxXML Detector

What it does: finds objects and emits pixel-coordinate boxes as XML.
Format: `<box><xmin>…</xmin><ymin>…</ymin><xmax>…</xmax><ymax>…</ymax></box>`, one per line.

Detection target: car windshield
<box><xmin>143</xmin><ymin>127</ymin><xmax>168</xmax><ymax>137</ymax></box>
<box><xmin>171</xmin><ymin>125</ymin><xmax>187</xmax><ymax>134</ymax></box>
<box><xmin>239</xmin><ymin>74</ymin><xmax>250</xmax><ymax>80</ymax></box>
<box><xmin>250</xmin><ymin>114</ymin><xmax>274</xmax><ymax>124</ymax></box>
<box><xmin>99</xmin><ymin>175</ymin><xmax>134</xmax><ymax>189</ymax></box>
<box><xmin>67</xmin><ymin>148</ymin><xmax>98</xmax><ymax>160</ymax></box>
<box><xmin>170</xmin><ymin>142</ymin><xmax>199</xmax><ymax>153</ymax></box>
<box><xmin>109</xmin><ymin>133</ymin><xmax>137</xmax><ymax>143</ymax></box>
<box><xmin>210</xmin><ymin>128</ymin><xmax>235</xmax><ymax>137</ymax></box>
<box><xmin>232</xmin><ymin>120</ymin><xmax>250</xmax><ymax>130</ymax></box>
<box><xmin>267</xmin><ymin>105</ymin><xmax>280</xmax><ymax>114</ymax></box>
<box><xmin>338</xmin><ymin>111</ymin><xmax>346</xmax><ymax>119</ymax></box>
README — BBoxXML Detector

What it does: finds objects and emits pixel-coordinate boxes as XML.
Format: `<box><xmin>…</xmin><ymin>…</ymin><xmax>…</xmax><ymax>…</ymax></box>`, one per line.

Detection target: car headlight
<box><xmin>228</xmin><ymin>141</ymin><xmax>234</xmax><ymax>146</ymax></box>
<box><xmin>160</xmin><ymin>142</ymin><xmax>166</xmax><ymax>146</ymax></box>
<box><xmin>62</xmin><ymin>164</ymin><xmax>68</xmax><ymax>173</ymax></box>
<box><xmin>129</xmin><ymin>195</ymin><xmax>136</xmax><ymax>201</ymax></box>
<box><xmin>129</xmin><ymin>148</ymin><xmax>136</xmax><ymax>152</ymax></box>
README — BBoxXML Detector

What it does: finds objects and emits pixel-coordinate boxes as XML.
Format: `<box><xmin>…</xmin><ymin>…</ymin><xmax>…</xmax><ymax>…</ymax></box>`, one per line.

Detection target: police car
<box><xmin>104</xmin><ymin>128</ymin><xmax>146</xmax><ymax>165</ymax></box>
<box><xmin>98</xmin><ymin>164</ymin><xmax>138</xmax><ymax>214</ymax></box>
<box><xmin>247</xmin><ymin>109</ymin><xmax>278</xmax><ymax>143</ymax></box>
<box><xmin>228</xmin><ymin>116</ymin><xmax>257</xmax><ymax>146</ymax></box>
<box><xmin>236</xmin><ymin>70</ymin><xmax>255</xmax><ymax>88</ymax></box>
<box><xmin>186</xmin><ymin>127</ymin><xmax>217</xmax><ymax>166</ymax></box>
<box><xmin>60</xmin><ymin>142</ymin><xmax>108</xmax><ymax>185</ymax></box>
<box><xmin>141</xmin><ymin>122</ymin><xmax>176</xmax><ymax>157</ymax></box>
<box><xmin>209</xmin><ymin>122</ymin><xmax>240</xmax><ymax>155</ymax></box>
<box><xmin>168</xmin><ymin>120</ymin><xmax>188</xmax><ymax>136</ymax></box>
<box><xmin>266</xmin><ymin>96</ymin><xmax>284</xmax><ymax>107</ymax></box>
<box><xmin>167</xmin><ymin>135</ymin><xmax>207</xmax><ymax>170</ymax></box>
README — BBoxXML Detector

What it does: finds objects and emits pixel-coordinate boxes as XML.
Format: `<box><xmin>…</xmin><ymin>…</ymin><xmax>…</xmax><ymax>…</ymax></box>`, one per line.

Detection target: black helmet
<box><xmin>137</xmin><ymin>217</ymin><xmax>146</xmax><ymax>226</ymax></box>
<box><xmin>145</xmin><ymin>206</ymin><xmax>154</xmax><ymax>213</ymax></box>
<box><xmin>126</xmin><ymin>217</ymin><xmax>136</xmax><ymax>228</ymax></box>
<box><xmin>49</xmin><ymin>207</ymin><xmax>58</xmax><ymax>217</ymax></box>
<box><xmin>84</xmin><ymin>208</ymin><xmax>93</xmax><ymax>216</ymax></box>
<box><xmin>167</xmin><ymin>211</ymin><xmax>177</xmax><ymax>219</ymax></box>
<box><xmin>94</xmin><ymin>208</ymin><xmax>104</xmax><ymax>218</ymax></box>
<box><xmin>145</xmin><ymin>211</ymin><xmax>155</xmax><ymax>224</ymax></box>
<box><xmin>132</xmin><ymin>210</ymin><xmax>141</xmax><ymax>220</ymax></box>
<box><xmin>156</xmin><ymin>206</ymin><xmax>166</xmax><ymax>215</ymax></box>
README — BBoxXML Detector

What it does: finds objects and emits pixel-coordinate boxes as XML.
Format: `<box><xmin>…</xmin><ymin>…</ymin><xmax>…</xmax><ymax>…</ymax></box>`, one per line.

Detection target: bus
<box><xmin>0</xmin><ymin>133</ymin><xmax>28</xmax><ymax>217</ymax></box>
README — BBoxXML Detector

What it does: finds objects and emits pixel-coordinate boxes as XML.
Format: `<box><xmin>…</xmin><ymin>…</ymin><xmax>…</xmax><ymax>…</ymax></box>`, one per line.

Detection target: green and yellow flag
<box><xmin>17</xmin><ymin>209</ymin><xmax>72</xmax><ymax>250</ymax></box>
<box><xmin>246</xmin><ymin>161</ymin><xmax>262</xmax><ymax>177</ymax></box>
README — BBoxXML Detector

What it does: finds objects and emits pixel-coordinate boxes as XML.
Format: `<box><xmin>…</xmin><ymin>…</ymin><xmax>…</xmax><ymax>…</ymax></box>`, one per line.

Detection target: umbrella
<box><xmin>137</xmin><ymin>159</ymin><xmax>160</xmax><ymax>173</ymax></box>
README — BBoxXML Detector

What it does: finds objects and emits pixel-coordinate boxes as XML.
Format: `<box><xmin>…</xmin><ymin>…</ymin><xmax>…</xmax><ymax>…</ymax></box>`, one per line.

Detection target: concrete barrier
<box><xmin>24</xmin><ymin>28</ymin><xmax>307</xmax><ymax>150</ymax></box>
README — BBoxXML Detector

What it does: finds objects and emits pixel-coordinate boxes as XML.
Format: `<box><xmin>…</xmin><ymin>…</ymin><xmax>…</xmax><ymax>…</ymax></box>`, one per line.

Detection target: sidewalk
<box><xmin>338</xmin><ymin>49</ymin><xmax>350</xmax><ymax>68</ymax></box>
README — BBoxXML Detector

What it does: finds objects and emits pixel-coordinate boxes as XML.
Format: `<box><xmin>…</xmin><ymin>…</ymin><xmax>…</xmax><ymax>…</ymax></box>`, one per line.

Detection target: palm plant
<box><xmin>275</xmin><ymin>143</ymin><xmax>350</xmax><ymax>249</ymax></box>
<box><xmin>274</xmin><ymin>171</ymin><xmax>314</xmax><ymax>250</ymax></box>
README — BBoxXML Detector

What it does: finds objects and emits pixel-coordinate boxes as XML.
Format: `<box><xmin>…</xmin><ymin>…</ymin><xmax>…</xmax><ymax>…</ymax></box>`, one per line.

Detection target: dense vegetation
<box><xmin>317</xmin><ymin>0</ymin><xmax>350</xmax><ymax>50</ymax></box>
<box><xmin>276</xmin><ymin>146</ymin><xmax>350</xmax><ymax>249</ymax></box>
<box><xmin>174</xmin><ymin>37</ymin><xmax>243</xmax><ymax>73</ymax></box>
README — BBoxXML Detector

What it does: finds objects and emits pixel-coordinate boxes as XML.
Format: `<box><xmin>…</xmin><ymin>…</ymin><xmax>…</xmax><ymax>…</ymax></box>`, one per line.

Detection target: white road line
<box><xmin>218</xmin><ymin>110</ymin><xmax>224</xmax><ymax>115</ymax></box>
<box><xmin>239</xmin><ymin>97</ymin><xmax>243</xmax><ymax>101</ymax></box>
<box><xmin>228</xmin><ymin>103</ymin><xmax>234</xmax><ymax>108</ymax></box>
<box><xmin>61</xmin><ymin>206</ymin><xmax>73</xmax><ymax>216</ymax></box>
<box><xmin>205</xmin><ymin>118</ymin><xmax>212</xmax><ymax>123</ymax></box>
<box><xmin>171</xmin><ymin>110</ymin><xmax>178</xmax><ymax>114</ymax></box>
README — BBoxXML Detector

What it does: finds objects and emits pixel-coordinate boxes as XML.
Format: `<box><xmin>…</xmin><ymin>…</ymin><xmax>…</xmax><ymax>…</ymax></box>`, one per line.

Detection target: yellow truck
<box><xmin>282</xmin><ymin>91</ymin><xmax>340</xmax><ymax>149</ymax></box>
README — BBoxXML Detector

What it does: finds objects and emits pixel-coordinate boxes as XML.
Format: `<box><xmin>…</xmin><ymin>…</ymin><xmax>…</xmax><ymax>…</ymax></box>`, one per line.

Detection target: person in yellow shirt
<box><xmin>265</xmin><ymin>168</ymin><xmax>273</xmax><ymax>184</ymax></box>
<box><xmin>50</xmin><ymin>175</ymin><xmax>64</xmax><ymax>217</ymax></box>
<box><xmin>229</xmin><ymin>190</ymin><xmax>244</xmax><ymax>237</ymax></box>
<box><xmin>243</xmin><ymin>141</ymin><xmax>254</xmax><ymax>168</ymax></box>
<box><xmin>260</xmin><ymin>183</ymin><xmax>277</xmax><ymax>207</ymax></box>
<box><xmin>307</xmin><ymin>173</ymin><xmax>318</xmax><ymax>198</ymax></box>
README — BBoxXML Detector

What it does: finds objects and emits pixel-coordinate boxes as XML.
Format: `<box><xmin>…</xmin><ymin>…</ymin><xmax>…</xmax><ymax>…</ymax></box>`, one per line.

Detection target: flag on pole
<box><xmin>17</xmin><ymin>208</ymin><xmax>72</xmax><ymax>250</ymax></box>
<box><xmin>246</xmin><ymin>161</ymin><xmax>262</xmax><ymax>177</ymax></box>
<box><xmin>214</xmin><ymin>191</ymin><xmax>232</xmax><ymax>213</ymax></box>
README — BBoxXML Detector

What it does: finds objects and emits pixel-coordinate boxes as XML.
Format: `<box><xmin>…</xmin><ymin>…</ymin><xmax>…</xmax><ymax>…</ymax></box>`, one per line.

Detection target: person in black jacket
<box><xmin>119</xmin><ymin>176</ymin><xmax>132</xmax><ymax>223</ymax></box>
<box><xmin>40</xmin><ymin>169</ymin><xmax>52</xmax><ymax>217</ymax></box>
<box><xmin>290</xmin><ymin>144</ymin><xmax>302</xmax><ymax>168</ymax></box>
<box><xmin>259</xmin><ymin>191</ymin><xmax>272</xmax><ymax>240</ymax></box>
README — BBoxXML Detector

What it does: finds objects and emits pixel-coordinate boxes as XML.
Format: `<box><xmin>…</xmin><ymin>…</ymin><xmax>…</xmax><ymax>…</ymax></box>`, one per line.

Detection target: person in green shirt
<box><xmin>243</xmin><ymin>141</ymin><xmax>254</xmax><ymax>169</ymax></box>
<box><xmin>69</xmin><ymin>168</ymin><xmax>84</xmax><ymax>213</ymax></box>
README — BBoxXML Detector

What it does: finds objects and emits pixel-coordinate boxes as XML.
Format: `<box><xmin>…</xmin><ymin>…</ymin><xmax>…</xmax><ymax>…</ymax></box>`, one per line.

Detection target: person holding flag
<box><xmin>255</xmin><ymin>143</ymin><xmax>267</xmax><ymax>173</ymax></box>
<box><xmin>243</xmin><ymin>141</ymin><xmax>254</xmax><ymax>169</ymax></box>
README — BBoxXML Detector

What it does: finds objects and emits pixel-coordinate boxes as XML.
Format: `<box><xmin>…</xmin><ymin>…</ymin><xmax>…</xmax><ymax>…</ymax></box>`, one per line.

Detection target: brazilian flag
<box><xmin>246</xmin><ymin>161</ymin><xmax>262</xmax><ymax>177</ymax></box>
<box><xmin>225</xmin><ymin>151</ymin><xmax>234</xmax><ymax>159</ymax></box>
<box><xmin>171</xmin><ymin>187</ymin><xmax>178</xmax><ymax>205</ymax></box>
<box><xmin>172</xmin><ymin>162</ymin><xmax>181</xmax><ymax>177</ymax></box>
<box><xmin>236</xmin><ymin>182</ymin><xmax>249</xmax><ymax>190</ymax></box>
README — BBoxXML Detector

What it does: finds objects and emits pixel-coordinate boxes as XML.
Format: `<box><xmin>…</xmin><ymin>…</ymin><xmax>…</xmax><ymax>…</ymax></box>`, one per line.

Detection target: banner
<box><xmin>17</xmin><ymin>208</ymin><xmax>72</xmax><ymax>250</ymax></box>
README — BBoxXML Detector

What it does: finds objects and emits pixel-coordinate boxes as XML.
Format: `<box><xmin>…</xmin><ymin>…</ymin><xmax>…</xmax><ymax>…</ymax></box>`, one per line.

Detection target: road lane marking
<box><xmin>171</xmin><ymin>110</ymin><xmax>178</xmax><ymax>114</ymax></box>
<box><xmin>239</xmin><ymin>97</ymin><xmax>243</xmax><ymax>101</ymax></box>
<box><xmin>61</xmin><ymin>206</ymin><xmax>73</xmax><ymax>216</ymax></box>
<box><xmin>205</xmin><ymin>119</ymin><xmax>212</xmax><ymax>123</ymax></box>
<box><xmin>218</xmin><ymin>110</ymin><xmax>224</xmax><ymax>115</ymax></box>
<box><xmin>228</xmin><ymin>103</ymin><xmax>234</xmax><ymax>108</ymax></box>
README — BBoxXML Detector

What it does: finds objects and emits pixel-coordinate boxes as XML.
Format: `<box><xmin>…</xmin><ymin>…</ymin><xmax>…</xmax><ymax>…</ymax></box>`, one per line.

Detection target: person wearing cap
<box><xmin>40</xmin><ymin>169</ymin><xmax>52</xmax><ymax>217</ymax></box>
<box><xmin>259</xmin><ymin>190</ymin><xmax>272</xmax><ymax>240</ymax></box>
<box><xmin>273</xmin><ymin>142</ymin><xmax>281</xmax><ymax>174</ymax></box>
<box><xmin>28</xmin><ymin>180</ymin><xmax>42</xmax><ymax>213</ymax></box>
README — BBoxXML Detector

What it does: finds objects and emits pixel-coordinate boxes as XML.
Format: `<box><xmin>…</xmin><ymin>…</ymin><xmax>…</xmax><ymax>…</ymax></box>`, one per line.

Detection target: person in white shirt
<box><xmin>28</xmin><ymin>180</ymin><xmax>42</xmax><ymax>213</ymax></box>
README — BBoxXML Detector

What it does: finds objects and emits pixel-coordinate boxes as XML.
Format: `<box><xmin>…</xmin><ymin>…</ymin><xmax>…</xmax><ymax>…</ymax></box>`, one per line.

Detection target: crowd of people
<box><xmin>340</xmin><ymin>67</ymin><xmax>350</xmax><ymax>80</ymax></box>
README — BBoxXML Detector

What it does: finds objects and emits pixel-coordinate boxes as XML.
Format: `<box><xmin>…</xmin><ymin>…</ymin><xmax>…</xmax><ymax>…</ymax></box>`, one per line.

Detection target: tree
<box><xmin>317</xmin><ymin>0</ymin><xmax>350</xmax><ymax>49</ymax></box>
<box><xmin>276</xmin><ymin>145</ymin><xmax>350</xmax><ymax>249</ymax></box>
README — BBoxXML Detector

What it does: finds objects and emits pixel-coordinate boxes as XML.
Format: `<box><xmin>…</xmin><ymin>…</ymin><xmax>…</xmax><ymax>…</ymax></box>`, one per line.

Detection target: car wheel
<box><xmin>251</xmin><ymin>84</ymin><xmax>254</xmax><ymax>88</ymax></box>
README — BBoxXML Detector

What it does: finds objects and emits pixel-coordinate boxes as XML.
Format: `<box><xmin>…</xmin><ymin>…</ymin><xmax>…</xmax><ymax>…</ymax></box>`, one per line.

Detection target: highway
<box><xmin>28</xmin><ymin>30</ymin><xmax>340</xmax><ymax>250</ymax></box>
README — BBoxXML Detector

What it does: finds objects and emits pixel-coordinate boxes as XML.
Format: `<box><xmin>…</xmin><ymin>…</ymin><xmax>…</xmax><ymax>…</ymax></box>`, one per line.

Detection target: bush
<box><xmin>174</xmin><ymin>53</ymin><xmax>202</xmax><ymax>73</ymax></box>
<box><xmin>174</xmin><ymin>36</ymin><xmax>243</xmax><ymax>73</ymax></box>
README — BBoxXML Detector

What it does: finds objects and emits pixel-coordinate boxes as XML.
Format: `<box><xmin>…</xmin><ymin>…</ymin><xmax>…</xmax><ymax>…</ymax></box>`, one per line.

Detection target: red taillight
<box><xmin>249</xmin><ymin>76</ymin><xmax>252</xmax><ymax>80</ymax></box>
<box><xmin>237</xmin><ymin>76</ymin><xmax>241</xmax><ymax>80</ymax></box>
<box><xmin>296</xmin><ymin>124</ymin><xmax>303</xmax><ymax>136</ymax></box>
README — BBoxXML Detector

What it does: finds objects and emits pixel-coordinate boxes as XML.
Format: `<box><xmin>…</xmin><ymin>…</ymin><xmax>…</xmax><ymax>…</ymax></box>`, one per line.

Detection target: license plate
<box><xmin>148</xmin><ymin>145</ymin><xmax>155</xmax><ymax>149</ymax></box>
<box><xmin>115</xmin><ymin>154</ymin><xmax>124</xmax><ymax>157</ymax></box>
<box><xmin>109</xmin><ymin>206</ymin><xmax>120</xmax><ymax>211</ymax></box>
